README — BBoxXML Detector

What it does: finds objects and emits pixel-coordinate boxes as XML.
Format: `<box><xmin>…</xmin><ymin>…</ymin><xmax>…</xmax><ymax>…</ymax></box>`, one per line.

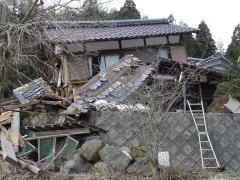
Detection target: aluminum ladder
<box><xmin>187</xmin><ymin>100</ymin><xmax>220</xmax><ymax>169</ymax></box>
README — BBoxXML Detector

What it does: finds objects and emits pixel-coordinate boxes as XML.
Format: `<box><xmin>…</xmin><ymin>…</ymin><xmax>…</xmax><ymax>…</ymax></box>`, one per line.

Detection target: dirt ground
<box><xmin>1</xmin><ymin>158</ymin><xmax>240</xmax><ymax>180</ymax></box>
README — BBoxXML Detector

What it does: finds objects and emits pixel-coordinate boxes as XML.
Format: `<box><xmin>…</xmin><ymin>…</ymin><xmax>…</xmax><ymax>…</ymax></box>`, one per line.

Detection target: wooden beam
<box><xmin>32</xmin><ymin>127</ymin><xmax>90</xmax><ymax>138</ymax></box>
<box><xmin>1</xmin><ymin>100</ymin><xmax>41</xmax><ymax>110</ymax></box>
<box><xmin>66</xmin><ymin>116</ymin><xmax>107</xmax><ymax>133</ymax></box>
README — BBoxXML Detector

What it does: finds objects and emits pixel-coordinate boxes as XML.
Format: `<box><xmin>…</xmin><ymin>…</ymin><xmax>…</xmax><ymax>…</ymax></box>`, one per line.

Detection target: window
<box><xmin>88</xmin><ymin>54</ymin><xmax>119</xmax><ymax>77</ymax></box>
<box><xmin>158</xmin><ymin>48</ymin><xmax>170</xmax><ymax>59</ymax></box>
<box><xmin>100</xmin><ymin>55</ymin><xmax>119</xmax><ymax>71</ymax></box>
<box><xmin>88</xmin><ymin>56</ymin><xmax>100</xmax><ymax>77</ymax></box>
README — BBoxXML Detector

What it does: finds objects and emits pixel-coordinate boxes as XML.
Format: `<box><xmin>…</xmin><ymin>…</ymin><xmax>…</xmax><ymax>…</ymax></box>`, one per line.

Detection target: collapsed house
<box><xmin>0</xmin><ymin>18</ymin><xmax>235</xmax><ymax>173</ymax></box>
<box><xmin>43</xmin><ymin>18</ymin><xmax>198</xmax><ymax>84</ymax></box>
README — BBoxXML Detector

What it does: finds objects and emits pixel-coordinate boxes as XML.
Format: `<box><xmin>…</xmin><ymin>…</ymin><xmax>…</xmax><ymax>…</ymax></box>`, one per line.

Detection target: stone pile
<box><xmin>61</xmin><ymin>138</ymin><xmax>152</xmax><ymax>176</ymax></box>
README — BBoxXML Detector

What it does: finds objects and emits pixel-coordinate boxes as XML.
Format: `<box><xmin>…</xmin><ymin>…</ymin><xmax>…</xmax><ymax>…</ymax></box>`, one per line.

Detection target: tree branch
<box><xmin>19</xmin><ymin>0</ymin><xmax>40</xmax><ymax>24</ymax></box>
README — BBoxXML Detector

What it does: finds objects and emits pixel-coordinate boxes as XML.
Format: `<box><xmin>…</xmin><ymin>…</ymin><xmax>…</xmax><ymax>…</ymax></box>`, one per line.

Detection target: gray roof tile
<box><xmin>44</xmin><ymin>19</ymin><xmax>198</xmax><ymax>43</ymax></box>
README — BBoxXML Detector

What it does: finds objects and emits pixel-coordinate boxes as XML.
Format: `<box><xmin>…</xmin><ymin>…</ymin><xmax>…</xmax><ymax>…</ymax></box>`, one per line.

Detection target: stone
<box><xmin>79</xmin><ymin>139</ymin><xmax>104</xmax><ymax>162</ymax></box>
<box><xmin>94</xmin><ymin>162</ymin><xmax>110</xmax><ymax>176</ymax></box>
<box><xmin>120</xmin><ymin>147</ymin><xmax>132</xmax><ymax>160</ymax></box>
<box><xmin>126</xmin><ymin>157</ymin><xmax>152</xmax><ymax>176</ymax></box>
<box><xmin>99</xmin><ymin>146</ymin><xmax>131</xmax><ymax>172</ymax></box>
<box><xmin>61</xmin><ymin>151</ymin><xmax>92</xmax><ymax>173</ymax></box>
<box><xmin>129</xmin><ymin>146</ymin><xmax>147</xmax><ymax>161</ymax></box>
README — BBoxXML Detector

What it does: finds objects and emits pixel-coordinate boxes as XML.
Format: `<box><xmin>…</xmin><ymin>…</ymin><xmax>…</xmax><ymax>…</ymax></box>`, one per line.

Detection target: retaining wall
<box><xmin>90</xmin><ymin>112</ymin><xmax>240</xmax><ymax>170</ymax></box>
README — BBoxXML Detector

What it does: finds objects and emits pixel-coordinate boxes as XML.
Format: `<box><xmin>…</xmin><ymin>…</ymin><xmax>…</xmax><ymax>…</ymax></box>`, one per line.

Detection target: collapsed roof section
<box><xmin>44</xmin><ymin>18</ymin><xmax>198</xmax><ymax>43</ymax></box>
<box><xmin>65</xmin><ymin>55</ymin><xmax>156</xmax><ymax>114</ymax></box>
<box><xmin>13</xmin><ymin>78</ymin><xmax>59</xmax><ymax>104</ymax></box>
<box><xmin>187</xmin><ymin>53</ymin><xmax>230</xmax><ymax>73</ymax></box>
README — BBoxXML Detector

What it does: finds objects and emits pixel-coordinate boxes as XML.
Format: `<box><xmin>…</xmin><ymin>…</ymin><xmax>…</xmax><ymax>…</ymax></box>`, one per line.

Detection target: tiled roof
<box><xmin>44</xmin><ymin>18</ymin><xmax>198</xmax><ymax>43</ymax></box>
<box><xmin>198</xmin><ymin>53</ymin><xmax>230</xmax><ymax>66</ymax></box>
<box><xmin>13</xmin><ymin>78</ymin><xmax>59</xmax><ymax>104</ymax></box>
<box><xmin>187</xmin><ymin>53</ymin><xmax>230</xmax><ymax>73</ymax></box>
<box><xmin>64</xmin><ymin>55</ymin><xmax>156</xmax><ymax>113</ymax></box>
<box><xmin>187</xmin><ymin>57</ymin><xmax>205</xmax><ymax>66</ymax></box>
<box><xmin>188</xmin><ymin>53</ymin><xmax>230</xmax><ymax>66</ymax></box>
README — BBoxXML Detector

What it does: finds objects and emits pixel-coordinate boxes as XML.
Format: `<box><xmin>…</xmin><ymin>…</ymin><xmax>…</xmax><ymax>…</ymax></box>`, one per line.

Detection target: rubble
<box><xmin>0</xmin><ymin>54</ymin><xmax>226</xmax><ymax>175</ymax></box>
<box><xmin>0</xmin><ymin>55</ymin><xmax>152</xmax><ymax>175</ymax></box>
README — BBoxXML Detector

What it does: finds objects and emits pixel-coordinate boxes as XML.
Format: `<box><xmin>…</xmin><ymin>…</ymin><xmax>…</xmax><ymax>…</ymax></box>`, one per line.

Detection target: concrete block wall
<box><xmin>90</xmin><ymin>111</ymin><xmax>240</xmax><ymax>170</ymax></box>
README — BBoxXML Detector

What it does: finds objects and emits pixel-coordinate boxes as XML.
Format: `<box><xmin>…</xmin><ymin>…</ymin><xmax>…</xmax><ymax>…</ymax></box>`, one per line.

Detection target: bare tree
<box><xmin>0</xmin><ymin>0</ymin><xmax>87</xmax><ymax>98</ymax></box>
<box><xmin>121</xmin><ymin>60</ymin><xmax>201</xmax><ymax>176</ymax></box>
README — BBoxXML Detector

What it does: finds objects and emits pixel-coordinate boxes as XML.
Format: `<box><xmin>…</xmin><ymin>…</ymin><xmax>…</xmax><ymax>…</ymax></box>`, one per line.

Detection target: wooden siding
<box><xmin>69</xmin><ymin>55</ymin><xmax>90</xmax><ymax>81</ymax></box>
<box><xmin>170</xmin><ymin>46</ymin><xmax>187</xmax><ymax>62</ymax></box>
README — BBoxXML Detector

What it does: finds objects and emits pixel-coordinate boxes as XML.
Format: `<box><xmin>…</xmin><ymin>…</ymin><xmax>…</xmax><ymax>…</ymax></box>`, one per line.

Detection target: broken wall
<box><xmin>90</xmin><ymin>111</ymin><xmax>240</xmax><ymax>170</ymax></box>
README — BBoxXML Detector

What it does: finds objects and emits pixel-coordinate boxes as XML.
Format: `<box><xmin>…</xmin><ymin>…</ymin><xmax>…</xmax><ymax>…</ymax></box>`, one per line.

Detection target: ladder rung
<box><xmin>202</xmin><ymin>149</ymin><xmax>212</xmax><ymax>151</ymax></box>
<box><xmin>203</xmin><ymin>158</ymin><xmax>215</xmax><ymax>160</ymax></box>
<box><xmin>190</xmin><ymin>103</ymin><xmax>202</xmax><ymax>106</ymax></box>
<box><xmin>199</xmin><ymin>132</ymin><xmax>207</xmax><ymax>134</ymax></box>
<box><xmin>203</xmin><ymin>166</ymin><xmax>219</xmax><ymax>169</ymax></box>
<box><xmin>192</xmin><ymin>110</ymin><xmax>203</xmax><ymax>112</ymax></box>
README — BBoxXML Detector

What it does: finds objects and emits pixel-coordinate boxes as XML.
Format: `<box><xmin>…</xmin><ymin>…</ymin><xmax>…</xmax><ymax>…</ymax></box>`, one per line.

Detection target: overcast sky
<box><xmin>106</xmin><ymin>0</ymin><xmax>240</xmax><ymax>49</ymax></box>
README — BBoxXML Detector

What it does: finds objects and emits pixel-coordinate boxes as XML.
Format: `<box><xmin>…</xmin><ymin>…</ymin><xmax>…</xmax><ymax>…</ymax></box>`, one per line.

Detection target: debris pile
<box><xmin>0</xmin><ymin>55</ymin><xmax>155</xmax><ymax>174</ymax></box>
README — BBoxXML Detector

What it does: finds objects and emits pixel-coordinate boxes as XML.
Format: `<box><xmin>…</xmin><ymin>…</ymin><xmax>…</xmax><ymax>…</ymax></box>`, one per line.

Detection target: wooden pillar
<box><xmin>60</xmin><ymin>53</ymin><xmax>71</xmax><ymax>85</ymax></box>
<box><xmin>55</xmin><ymin>44</ymin><xmax>72</xmax><ymax>97</ymax></box>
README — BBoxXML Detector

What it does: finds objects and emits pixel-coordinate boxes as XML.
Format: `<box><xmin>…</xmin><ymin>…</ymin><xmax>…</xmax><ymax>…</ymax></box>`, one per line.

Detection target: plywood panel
<box><xmin>69</xmin><ymin>55</ymin><xmax>90</xmax><ymax>80</ymax></box>
<box><xmin>170</xmin><ymin>46</ymin><xmax>187</xmax><ymax>62</ymax></box>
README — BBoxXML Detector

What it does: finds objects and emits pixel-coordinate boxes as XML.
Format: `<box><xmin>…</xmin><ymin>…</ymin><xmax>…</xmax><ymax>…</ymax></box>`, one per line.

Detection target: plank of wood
<box><xmin>11</xmin><ymin>110</ymin><xmax>20</xmax><ymax>152</ymax></box>
<box><xmin>7</xmin><ymin>129</ymin><xmax>24</xmax><ymax>147</ymax></box>
<box><xmin>0</xmin><ymin>111</ymin><xmax>13</xmax><ymax>125</ymax></box>
<box><xmin>2</xmin><ymin>100</ymin><xmax>40</xmax><ymax>110</ymax></box>
<box><xmin>18</xmin><ymin>159</ymin><xmax>42</xmax><ymax>175</ymax></box>
<box><xmin>0</xmin><ymin>128</ymin><xmax>18</xmax><ymax>164</ymax></box>
<box><xmin>0</xmin><ymin>99</ymin><xmax>18</xmax><ymax>106</ymax></box>
<box><xmin>0</xmin><ymin>150</ymin><xmax>42</xmax><ymax>175</ymax></box>
<box><xmin>31</xmin><ymin>127</ymin><xmax>90</xmax><ymax>138</ymax></box>
<box><xmin>66</xmin><ymin>116</ymin><xmax>107</xmax><ymax>133</ymax></box>
<box><xmin>1</xmin><ymin>100</ymin><xmax>65</xmax><ymax>111</ymax></box>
